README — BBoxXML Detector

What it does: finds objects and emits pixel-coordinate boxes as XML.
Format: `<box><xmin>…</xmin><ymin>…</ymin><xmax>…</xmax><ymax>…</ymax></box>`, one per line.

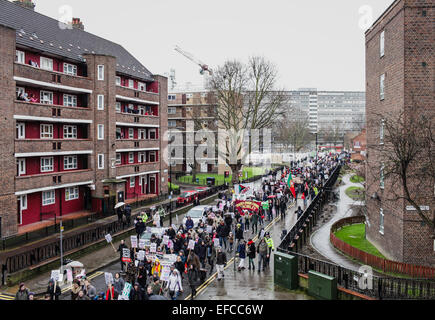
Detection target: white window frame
<box><xmin>63</xmin><ymin>125</ymin><xmax>77</xmax><ymax>139</ymax></box>
<box><xmin>16</xmin><ymin>122</ymin><xmax>25</xmax><ymax>139</ymax></box>
<box><xmin>149</xmin><ymin>129</ymin><xmax>156</xmax><ymax>140</ymax></box>
<box><xmin>97</xmin><ymin>124</ymin><xmax>104</xmax><ymax>140</ymax></box>
<box><xmin>116</xmin><ymin>102</ymin><xmax>121</xmax><ymax>113</ymax></box>
<box><xmin>40</xmin><ymin>57</ymin><xmax>53</xmax><ymax>71</ymax></box>
<box><xmin>97</xmin><ymin>95</ymin><xmax>105</xmax><ymax>110</ymax></box>
<box><xmin>40</xmin><ymin>90</ymin><xmax>53</xmax><ymax>105</ymax></box>
<box><xmin>379</xmin><ymin>208</ymin><xmax>384</xmax><ymax>235</ymax></box>
<box><xmin>42</xmin><ymin>190</ymin><xmax>56</xmax><ymax>206</ymax></box>
<box><xmin>138</xmin><ymin>152</ymin><xmax>145</xmax><ymax>163</ymax></box>
<box><xmin>138</xmin><ymin>82</ymin><xmax>146</xmax><ymax>91</ymax></box>
<box><xmin>115</xmin><ymin>76</ymin><xmax>121</xmax><ymax>86</ymax></box>
<box><xmin>65</xmin><ymin>187</ymin><xmax>79</xmax><ymax>201</ymax></box>
<box><xmin>128</xmin><ymin>128</ymin><xmax>134</xmax><ymax>139</ymax></box>
<box><xmin>380</xmin><ymin>119</ymin><xmax>385</xmax><ymax>145</ymax></box>
<box><xmin>40</xmin><ymin>157</ymin><xmax>54</xmax><ymax>172</ymax></box>
<box><xmin>116</xmin><ymin>127</ymin><xmax>122</xmax><ymax>140</ymax></box>
<box><xmin>64</xmin><ymin>155</ymin><xmax>78</xmax><ymax>170</ymax></box>
<box><xmin>168</xmin><ymin>107</ymin><xmax>176</xmax><ymax>114</ymax></box>
<box><xmin>63</xmin><ymin>94</ymin><xmax>77</xmax><ymax>107</ymax></box>
<box><xmin>128</xmin><ymin>152</ymin><xmax>134</xmax><ymax>164</ymax></box>
<box><xmin>139</xmin><ymin>129</ymin><xmax>146</xmax><ymax>140</ymax></box>
<box><xmin>20</xmin><ymin>195</ymin><xmax>27</xmax><ymax>210</ymax></box>
<box><xmin>149</xmin><ymin>151</ymin><xmax>156</xmax><ymax>163</ymax></box>
<box><xmin>130</xmin><ymin>177</ymin><xmax>135</xmax><ymax>188</ymax></box>
<box><xmin>139</xmin><ymin>105</ymin><xmax>145</xmax><ymax>115</ymax></box>
<box><xmin>98</xmin><ymin>154</ymin><xmax>104</xmax><ymax>169</ymax></box>
<box><xmin>380</xmin><ymin>31</ymin><xmax>385</xmax><ymax>58</ymax></box>
<box><xmin>97</xmin><ymin>65</ymin><xmax>104</xmax><ymax>81</ymax></box>
<box><xmin>16</xmin><ymin>87</ymin><xmax>25</xmax><ymax>98</ymax></box>
<box><xmin>16</xmin><ymin>50</ymin><xmax>25</xmax><ymax>64</ymax></box>
<box><xmin>116</xmin><ymin>153</ymin><xmax>121</xmax><ymax>165</ymax></box>
<box><xmin>186</xmin><ymin>93</ymin><xmax>193</xmax><ymax>99</ymax></box>
<box><xmin>128</xmin><ymin>79</ymin><xmax>134</xmax><ymax>89</ymax></box>
<box><xmin>63</xmin><ymin>63</ymin><xmax>77</xmax><ymax>76</ymax></box>
<box><xmin>380</xmin><ymin>74</ymin><xmax>385</xmax><ymax>100</ymax></box>
<box><xmin>380</xmin><ymin>163</ymin><xmax>385</xmax><ymax>189</ymax></box>
<box><xmin>168</xmin><ymin>94</ymin><xmax>176</xmax><ymax>101</ymax></box>
<box><xmin>168</xmin><ymin>120</ymin><xmax>176</xmax><ymax>127</ymax></box>
<box><xmin>40</xmin><ymin>124</ymin><xmax>53</xmax><ymax>139</ymax></box>
<box><xmin>17</xmin><ymin>158</ymin><xmax>26</xmax><ymax>176</ymax></box>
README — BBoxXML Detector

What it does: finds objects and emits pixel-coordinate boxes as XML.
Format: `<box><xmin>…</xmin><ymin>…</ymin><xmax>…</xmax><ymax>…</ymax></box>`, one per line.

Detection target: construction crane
<box><xmin>174</xmin><ymin>45</ymin><xmax>213</xmax><ymax>76</ymax></box>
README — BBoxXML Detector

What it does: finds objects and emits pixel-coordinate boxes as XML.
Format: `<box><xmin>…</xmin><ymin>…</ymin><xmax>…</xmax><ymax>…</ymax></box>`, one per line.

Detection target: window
<box><xmin>42</xmin><ymin>191</ymin><xmax>55</xmax><ymax>206</ymax></box>
<box><xmin>380</xmin><ymin>31</ymin><xmax>385</xmax><ymax>57</ymax></box>
<box><xmin>116</xmin><ymin>127</ymin><xmax>122</xmax><ymax>140</ymax></box>
<box><xmin>139</xmin><ymin>152</ymin><xmax>145</xmax><ymax>163</ymax></box>
<box><xmin>116</xmin><ymin>153</ymin><xmax>121</xmax><ymax>165</ymax></box>
<box><xmin>380</xmin><ymin>119</ymin><xmax>385</xmax><ymax>145</ymax></box>
<box><xmin>115</xmin><ymin>76</ymin><xmax>121</xmax><ymax>86</ymax></box>
<box><xmin>168</xmin><ymin>120</ymin><xmax>176</xmax><ymax>127</ymax></box>
<box><xmin>97</xmin><ymin>65</ymin><xmax>104</xmax><ymax>80</ymax></box>
<box><xmin>149</xmin><ymin>151</ymin><xmax>156</xmax><ymax>162</ymax></box>
<box><xmin>380</xmin><ymin>163</ymin><xmax>385</xmax><ymax>189</ymax></box>
<box><xmin>354</xmin><ymin>141</ymin><xmax>361</xmax><ymax>148</ymax></box>
<box><xmin>16</xmin><ymin>87</ymin><xmax>25</xmax><ymax>98</ymax></box>
<box><xmin>40</xmin><ymin>124</ymin><xmax>53</xmax><ymax>139</ymax></box>
<box><xmin>98</xmin><ymin>124</ymin><xmax>104</xmax><ymax>140</ymax></box>
<box><xmin>201</xmin><ymin>92</ymin><xmax>207</xmax><ymax>98</ymax></box>
<box><xmin>128</xmin><ymin>152</ymin><xmax>134</xmax><ymax>164</ymax></box>
<box><xmin>98</xmin><ymin>154</ymin><xmax>104</xmax><ymax>169</ymax></box>
<box><xmin>63</xmin><ymin>94</ymin><xmax>77</xmax><ymax>107</ymax></box>
<box><xmin>64</xmin><ymin>155</ymin><xmax>78</xmax><ymax>170</ymax></box>
<box><xmin>40</xmin><ymin>57</ymin><xmax>53</xmax><ymax>71</ymax></box>
<box><xmin>16</xmin><ymin>50</ymin><xmax>25</xmax><ymax>64</ymax></box>
<box><xmin>40</xmin><ymin>157</ymin><xmax>54</xmax><ymax>172</ymax></box>
<box><xmin>98</xmin><ymin>95</ymin><xmax>104</xmax><ymax>110</ymax></box>
<box><xmin>63</xmin><ymin>125</ymin><xmax>77</xmax><ymax>139</ymax></box>
<box><xmin>138</xmin><ymin>82</ymin><xmax>146</xmax><ymax>91</ymax></box>
<box><xmin>380</xmin><ymin>74</ymin><xmax>385</xmax><ymax>100</ymax></box>
<box><xmin>168</xmin><ymin>95</ymin><xmax>176</xmax><ymax>101</ymax></box>
<box><xmin>129</xmin><ymin>128</ymin><xmax>134</xmax><ymax>139</ymax></box>
<box><xmin>149</xmin><ymin>129</ymin><xmax>156</xmax><ymax>140</ymax></box>
<box><xmin>17</xmin><ymin>158</ymin><xmax>26</xmax><ymax>176</ymax></box>
<box><xmin>63</xmin><ymin>63</ymin><xmax>77</xmax><ymax>76</ymax></box>
<box><xmin>379</xmin><ymin>208</ymin><xmax>384</xmax><ymax>235</ymax></box>
<box><xmin>40</xmin><ymin>91</ymin><xmax>53</xmax><ymax>104</ymax></box>
<box><xmin>139</xmin><ymin>106</ymin><xmax>145</xmax><ymax>115</ymax></box>
<box><xmin>19</xmin><ymin>195</ymin><xmax>27</xmax><ymax>210</ymax></box>
<box><xmin>128</xmin><ymin>79</ymin><xmax>134</xmax><ymax>89</ymax></box>
<box><xmin>116</xmin><ymin>102</ymin><xmax>121</xmax><ymax>113</ymax></box>
<box><xmin>130</xmin><ymin>177</ymin><xmax>135</xmax><ymax>188</ymax></box>
<box><xmin>65</xmin><ymin>187</ymin><xmax>79</xmax><ymax>201</ymax></box>
<box><xmin>186</xmin><ymin>107</ymin><xmax>192</xmax><ymax>112</ymax></box>
<box><xmin>16</xmin><ymin>122</ymin><xmax>25</xmax><ymax>139</ymax></box>
<box><xmin>186</xmin><ymin>93</ymin><xmax>193</xmax><ymax>99</ymax></box>
<box><xmin>139</xmin><ymin>129</ymin><xmax>146</xmax><ymax>140</ymax></box>
<box><xmin>168</xmin><ymin>107</ymin><xmax>176</xmax><ymax>114</ymax></box>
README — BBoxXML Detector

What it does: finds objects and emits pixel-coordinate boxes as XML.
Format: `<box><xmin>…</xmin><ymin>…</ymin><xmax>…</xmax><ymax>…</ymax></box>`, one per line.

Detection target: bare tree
<box><xmin>318</xmin><ymin>119</ymin><xmax>345</xmax><ymax>146</ymax></box>
<box><xmin>369</xmin><ymin>111</ymin><xmax>435</xmax><ymax>234</ymax></box>
<box><xmin>208</xmin><ymin>57</ymin><xmax>287</xmax><ymax>185</ymax></box>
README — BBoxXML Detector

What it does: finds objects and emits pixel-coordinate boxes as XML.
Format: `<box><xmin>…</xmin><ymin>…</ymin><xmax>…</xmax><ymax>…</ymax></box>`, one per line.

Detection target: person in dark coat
<box><xmin>46</xmin><ymin>279</ymin><xmax>61</xmax><ymax>300</ymax></box>
<box><xmin>247</xmin><ymin>239</ymin><xmax>256</xmax><ymax>270</ymax></box>
<box><xmin>187</xmin><ymin>264</ymin><xmax>199</xmax><ymax>299</ymax></box>
<box><xmin>124</xmin><ymin>205</ymin><xmax>132</xmax><ymax>226</ymax></box>
<box><xmin>135</xmin><ymin>219</ymin><xmax>145</xmax><ymax>237</ymax></box>
<box><xmin>117</xmin><ymin>207</ymin><xmax>124</xmax><ymax>223</ymax></box>
<box><xmin>137</xmin><ymin>264</ymin><xmax>148</xmax><ymax>289</ymax></box>
<box><xmin>174</xmin><ymin>256</ymin><xmax>185</xmax><ymax>279</ymax></box>
<box><xmin>194</xmin><ymin>240</ymin><xmax>207</xmax><ymax>268</ymax></box>
<box><xmin>130</xmin><ymin>283</ymin><xmax>144</xmax><ymax>301</ymax></box>
<box><xmin>117</xmin><ymin>240</ymin><xmax>128</xmax><ymax>272</ymax></box>
<box><xmin>235</xmin><ymin>223</ymin><xmax>244</xmax><ymax>246</ymax></box>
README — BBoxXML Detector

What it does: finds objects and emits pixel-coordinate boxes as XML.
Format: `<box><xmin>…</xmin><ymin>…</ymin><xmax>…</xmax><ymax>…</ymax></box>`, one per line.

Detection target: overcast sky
<box><xmin>27</xmin><ymin>0</ymin><xmax>395</xmax><ymax>92</ymax></box>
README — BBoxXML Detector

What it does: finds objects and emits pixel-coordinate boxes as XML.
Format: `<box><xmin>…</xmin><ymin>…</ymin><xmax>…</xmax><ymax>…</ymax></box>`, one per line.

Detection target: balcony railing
<box><xmin>14</xmin><ymin>100</ymin><xmax>92</xmax><ymax>120</ymax></box>
<box><xmin>15</xmin><ymin>139</ymin><xmax>93</xmax><ymax>154</ymax></box>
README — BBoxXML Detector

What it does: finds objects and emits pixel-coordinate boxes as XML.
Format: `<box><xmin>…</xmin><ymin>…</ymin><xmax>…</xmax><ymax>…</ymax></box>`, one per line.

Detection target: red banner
<box><xmin>234</xmin><ymin>200</ymin><xmax>262</xmax><ymax>215</ymax></box>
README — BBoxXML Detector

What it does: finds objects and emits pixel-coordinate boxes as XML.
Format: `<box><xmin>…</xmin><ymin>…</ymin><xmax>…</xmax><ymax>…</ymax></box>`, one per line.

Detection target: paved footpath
<box><xmin>310</xmin><ymin>174</ymin><xmax>364</xmax><ymax>272</ymax></box>
<box><xmin>194</xmin><ymin>200</ymin><xmax>312</xmax><ymax>300</ymax></box>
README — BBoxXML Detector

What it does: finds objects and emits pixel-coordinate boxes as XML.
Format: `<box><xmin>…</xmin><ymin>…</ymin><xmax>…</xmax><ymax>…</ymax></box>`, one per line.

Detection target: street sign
<box><xmin>130</xmin><ymin>236</ymin><xmax>138</xmax><ymax>248</ymax></box>
<box><xmin>105</xmin><ymin>234</ymin><xmax>112</xmax><ymax>243</ymax></box>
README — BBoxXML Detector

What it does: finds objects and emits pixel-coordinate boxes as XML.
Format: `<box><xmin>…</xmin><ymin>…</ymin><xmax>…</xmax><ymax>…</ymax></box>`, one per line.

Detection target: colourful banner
<box><xmin>234</xmin><ymin>200</ymin><xmax>262</xmax><ymax>214</ymax></box>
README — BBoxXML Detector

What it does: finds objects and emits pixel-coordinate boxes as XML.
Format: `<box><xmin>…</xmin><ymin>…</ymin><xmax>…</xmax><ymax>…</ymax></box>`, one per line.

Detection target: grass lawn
<box><xmin>178</xmin><ymin>167</ymin><xmax>270</xmax><ymax>186</ymax></box>
<box><xmin>168</xmin><ymin>182</ymin><xmax>180</xmax><ymax>191</ymax></box>
<box><xmin>345</xmin><ymin>186</ymin><xmax>365</xmax><ymax>201</ymax></box>
<box><xmin>334</xmin><ymin>223</ymin><xmax>386</xmax><ymax>259</ymax></box>
<box><xmin>350</xmin><ymin>175</ymin><xmax>365</xmax><ymax>183</ymax></box>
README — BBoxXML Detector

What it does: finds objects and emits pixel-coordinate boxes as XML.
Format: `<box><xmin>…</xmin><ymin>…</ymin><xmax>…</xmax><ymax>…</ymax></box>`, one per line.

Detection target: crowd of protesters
<box><xmin>15</xmin><ymin>152</ymin><xmax>347</xmax><ymax>300</ymax></box>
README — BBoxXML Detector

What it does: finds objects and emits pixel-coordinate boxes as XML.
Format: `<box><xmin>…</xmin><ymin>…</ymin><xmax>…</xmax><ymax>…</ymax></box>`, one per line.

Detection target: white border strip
<box><xmin>116</xmin><ymin>170</ymin><xmax>160</xmax><ymax>180</ymax></box>
<box><xmin>14</xmin><ymin>76</ymin><xmax>93</xmax><ymax>94</ymax></box>
<box><xmin>116</xmin><ymin>122</ymin><xmax>159</xmax><ymax>128</ymax></box>
<box><xmin>15</xmin><ymin>180</ymin><xmax>94</xmax><ymax>196</ymax></box>
<box><xmin>15</xmin><ymin>150</ymin><xmax>93</xmax><ymax>158</ymax></box>
<box><xmin>116</xmin><ymin>95</ymin><xmax>159</xmax><ymax>106</ymax></box>
<box><xmin>14</xmin><ymin>115</ymin><xmax>93</xmax><ymax>124</ymax></box>
<box><xmin>116</xmin><ymin>148</ymin><xmax>160</xmax><ymax>153</ymax></box>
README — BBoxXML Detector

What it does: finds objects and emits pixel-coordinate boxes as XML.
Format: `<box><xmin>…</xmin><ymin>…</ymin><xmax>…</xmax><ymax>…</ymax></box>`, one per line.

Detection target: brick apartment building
<box><xmin>0</xmin><ymin>0</ymin><xmax>168</xmax><ymax>237</ymax></box>
<box><xmin>350</xmin><ymin>129</ymin><xmax>366</xmax><ymax>162</ymax></box>
<box><xmin>168</xmin><ymin>91</ymin><xmax>229</xmax><ymax>174</ymax></box>
<box><xmin>365</xmin><ymin>0</ymin><xmax>434</xmax><ymax>264</ymax></box>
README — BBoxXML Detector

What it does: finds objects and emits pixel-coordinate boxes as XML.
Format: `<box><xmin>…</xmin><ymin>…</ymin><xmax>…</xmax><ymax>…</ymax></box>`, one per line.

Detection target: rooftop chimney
<box><xmin>13</xmin><ymin>0</ymin><xmax>35</xmax><ymax>10</ymax></box>
<box><xmin>71</xmin><ymin>18</ymin><xmax>85</xmax><ymax>31</ymax></box>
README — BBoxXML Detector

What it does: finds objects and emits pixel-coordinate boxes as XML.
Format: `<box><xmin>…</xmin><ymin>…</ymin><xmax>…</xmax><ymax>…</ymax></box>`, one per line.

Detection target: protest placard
<box><xmin>130</xmin><ymin>236</ymin><xmax>138</xmax><ymax>248</ymax></box>
<box><xmin>160</xmin><ymin>266</ymin><xmax>171</xmax><ymax>282</ymax></box>
<box><xmin>122</xmin><ymin>282</ymin><xmax>132</xmax><ymax>299</ymax></box>
<box><xmin>188</xmin><ymin>240</ymin><xmax>195</xmax><ymax>250</ymax></box>
<box><xmin>104</xmin><ymin>272</ymin><xmax>113</xmax><ymax>285</ymax></box>
<box><xmin>138</xmin><ymin>238</ymin><xmax>146</xmax><ymax>249</ymax></box>
<box><xmin>150</xmin><ymin>243</ymin><xmax>157</xmax><ymax>253</ymax></box>
<box><xmin>66</xmin><ymin>269</ymin><xmax>73</xmax><ymax>282</ymax></box>
<box><xmin>167</xmin><ymin>240</ymin><xmax>173</xmax><ymax>249</ymax></box>
<box><xmin>51</xmin><ymin>270</ymin><xmax>61</xmax><ymax>282</ymax></box>
<box><xmin>213</xmin><ymin>238</ymin><xmax>220</xmax><ymax>247</ymax></box>
<box><xmin>122</xmin><ymin>248</ymin><xmax>131</xmax><ymax>262</ymax></box>
<box><xmin>137</xmin><ymin>250</ymin><xmax>145</xmax><ymax>261</ymax></box>
<box><xmin>206</xmin><ymin>226</ymin><xmax>213</xmax><ymax>234</ymax></box>
<box><xmin>104</xmin><ymin>234</ymin><xmax>112</xmax><ymax>243</ymax></box>
<box><xmin>162</xmin><ymin>235</ymin><xmax>169</xmax><ymax>245</ymax></box>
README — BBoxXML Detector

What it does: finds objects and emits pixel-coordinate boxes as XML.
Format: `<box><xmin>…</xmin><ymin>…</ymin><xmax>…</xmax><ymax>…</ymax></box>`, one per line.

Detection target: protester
<box><xmin>15</xmin><ymin>283</ymin><xmax>30</xmax><ymax>300</ymax></box>
<box><xmin>46</xmin><ymin>279</ymin><xmax>61</xmax><ymax>300</ymax></box>
<box><xmin>216</xmin><ymin>247</ymin><xmax>227</xmax><ymax>281</ymax></box>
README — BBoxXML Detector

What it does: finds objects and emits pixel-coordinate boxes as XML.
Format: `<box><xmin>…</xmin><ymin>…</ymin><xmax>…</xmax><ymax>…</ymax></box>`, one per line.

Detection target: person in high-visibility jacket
<box><xmin>264</xmin><ymin>232</ymin><xmax>274</xmax><ymax>268</ymax></box>
<box><xmin>141</xmin><ymin>212</ymin><xmax>148</xmax><ymax>224</ymax></box>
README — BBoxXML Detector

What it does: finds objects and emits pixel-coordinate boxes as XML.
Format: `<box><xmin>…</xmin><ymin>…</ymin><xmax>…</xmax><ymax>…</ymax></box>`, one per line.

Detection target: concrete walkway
<box><xmin>310</xmin><ymin>174</ymin><xmax>364</xmax><ymax>271</ymax></box>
